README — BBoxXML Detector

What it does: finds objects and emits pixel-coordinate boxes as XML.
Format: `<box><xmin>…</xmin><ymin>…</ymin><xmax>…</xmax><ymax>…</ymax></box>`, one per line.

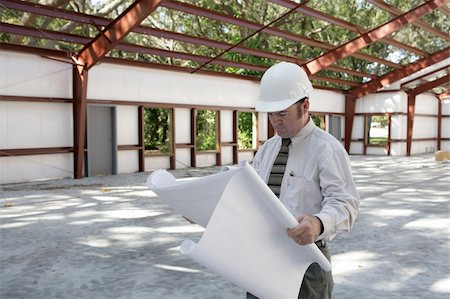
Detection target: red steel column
<box><xmin>406</xmin><ymin>93</ymin><xmax>416</xmax><ymax>156</ymax></box>
<box><xmin>73</xmin><ymin>65</ymin><xmax>88</xmax><ymax>179</ymax></box>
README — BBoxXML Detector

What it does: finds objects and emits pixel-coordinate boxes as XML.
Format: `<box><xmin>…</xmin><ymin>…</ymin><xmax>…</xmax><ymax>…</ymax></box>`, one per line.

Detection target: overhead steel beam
<box><xmin>74</xmin><ymin>0</ymin><xmax>165</xmax><ymax>70</ymax></box>
<box><xmin>161</xmin><ymin>0</ymin><xmax>400</xmax><ymax>69</ymax></box>
<box><xmin>1</xmin><ymin>22</ymin><xmax>92</xmax><ymax>45</ymax></box>
<box><xmin>401</xmin><ymin>65</ymin><xmax>450</xmax><ymax>88</ymax></box>
<box><xmin>367</xmin><ymin>0</ymin><xmax>450</xmax><ymax>42</ymax></box>
<box><xmin>1</xmin><ymin>0</ymin><xmax>375</xmax><ymax>79</ymax></box>
<box><xmin>348</xmin><ymin>47</ymin><xmax>450</xmax><ymax>98</ymax></box>
<box><xmin>303</xmin><ymin>0</ymin><xmax>449</xmax><ymax>76</ymax></box>
<box><xmin>269</xmin><ymin>0</ymin><xmax>427</xmax><ymax>57</ymax></box>
<box><xmin>407</xmin><ymin>73</ymin><xmax>450</xmax><ymax>96</ymax></box>
<box><xmin>4</xmin><ymin>22</ymin><xmax>369</xmax><ymax>88</ymax></box>
<box><xmin>190</xmin><ymin>0</ymin><xmax>309</xmax><ymax>73</ymax></box>
<box><xmin>438</xmin><ymin>90</ymin><xmax>450</xmax><ymax>100</ymax></box>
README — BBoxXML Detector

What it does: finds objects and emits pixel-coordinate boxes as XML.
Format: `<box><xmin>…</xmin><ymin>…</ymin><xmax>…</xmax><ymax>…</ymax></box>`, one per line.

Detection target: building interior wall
<box><xmin>1</xmin><ymin>50</ymin><xmax>449</xmax><ymax>184</ymax></box>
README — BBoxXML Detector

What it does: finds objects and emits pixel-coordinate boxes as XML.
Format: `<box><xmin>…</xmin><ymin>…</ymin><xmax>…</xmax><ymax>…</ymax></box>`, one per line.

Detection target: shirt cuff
<box><xmin>313</xmin><ymin>213</ymin><xmax>333</xmax><ymax>240</ymax></box>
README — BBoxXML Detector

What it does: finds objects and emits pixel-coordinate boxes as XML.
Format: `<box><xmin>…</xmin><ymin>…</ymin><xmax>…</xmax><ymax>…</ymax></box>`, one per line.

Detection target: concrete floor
<box><xmin>1</xmin><ymin>154</ymin><xmax>449</xmax><ymax>299</ymax></box>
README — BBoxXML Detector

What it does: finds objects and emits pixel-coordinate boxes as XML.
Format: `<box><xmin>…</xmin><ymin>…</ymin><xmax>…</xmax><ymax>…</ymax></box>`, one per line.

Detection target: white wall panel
<box><xmin>196</xmin><ymin>153</ymin><xmax>216</xmax><ymax>167</ymax></box>
<box><xmin>441</xmin><ymin>141</ymin><xmax>450</xmax><ymax>151</ymax></box>
<box><xmin>352</xmin><ymin>116</ymin><xmax>364</xmax><ymax>139</ymax></box>
<box><xmin>117</xmin><ymin>150</ymin><xmax>139</xmax><ymax>174</ymax></box>
<box><xmin>390</xmin><ymin>115</ymin><xmax>406</xmax><ymax>140</ymax></box>
<box><xmin>413</xmin><ymin>116</ymin><xmax>437</xmax><ymax>139</ymax></box>
<box><xmin>238</xmin><ymin>151</ymin><xmax>254</xmax><ymax>163</ymax></box>
<box><xmin>411</xmin><ymin>141</ymin><xmax>437</xmax><ymax>155</ymax></box>
<box><xmin>144</xmin><ymin>156</ymin><xmax>170</xmax><ymax>171</ymax></box>
<box><xmin>258</xmin><ymin>113</ymin><xmax>268</xmax><ymax>142</ymax></box>
<box><xmin>442</xmin><ymin>99</ymin><xmax>450</xmax><ymax>116</ymax></box>
<box><xmin>415</xmin><ymin>94</ymin><xmax>438</xmax><ymax>114</ymax></box>
<box><xmin>442</xmin><ymin>118</ymin><xmax>450</xmax><ymax>138</ymax></box>
<box><xmin>221</xmin><ymin>146</ymin><xmax>234</xmax><ymax>165</ymax></box>
<box><xmin>116</xmin><ymin>106</ymin><xmax>138</xmax><ymax>145</ymax></box>
<box><xmin>349</xmin><ymin>142</ymin><xmax>363</xmax><ymax>155</ymax></box>
<box><xmin>309</xmin><ymin>89</ymin><xmax>345</xmax><ymax>113</ymax></box>
<box><xmin>0</xmin><ymin>153</ymin><xmax>73</xmax><ymax>184</ymax></box>
<box><xmin>175</xmin><ymin>148</ymin><xmax>191</xmax><ymax>169</ymax></box>
<box><xmin>221</xmin><ymin>110</ymin><xmax>234</xmax><ymax>142</ymax></box>
<box><xmin>356</xmin><ymin>92</ymin><xmax>406</xmax><ymax>113</ymax></box>
<box><xmin>0</xmin><ymin>101</ymin><xmax>72</xmax><ymax>149</ymax></box>
<box><xmin>366</xmin><ymin>146</ymin><xmax>387</xmax><ymax>155</ymax></box>
<box><xmin>0</xmin><ymin>51</ymin><xmax>71</xmax><ymax>98</ymax></box>
<box><xmin>89</xmin><ymin>63</ymin><xmax>259</xmax><ymax>108</ymax></box>
<box><xmin>390</xmin><ymin>142</ymin><xmax>406</xmax><ymax>156</ymax></box>
<box><xmin>174</xmin><ymin>108</ymin><xmax>191</xmax><ymax>144</ymax></box>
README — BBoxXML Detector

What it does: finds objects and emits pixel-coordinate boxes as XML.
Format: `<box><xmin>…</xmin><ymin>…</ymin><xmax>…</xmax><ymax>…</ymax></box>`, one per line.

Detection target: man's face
<box><xmin>268</xmin><ymin>99</ymin><xmax>309</xmax><ymax>138</ymax></box>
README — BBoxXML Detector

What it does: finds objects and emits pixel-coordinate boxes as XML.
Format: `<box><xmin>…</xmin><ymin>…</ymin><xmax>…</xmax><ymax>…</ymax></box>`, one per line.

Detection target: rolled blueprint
<box><xmin>148</xmin><ymin>162</ymin><xmax>332</xmax><ymax>299</ymax></box>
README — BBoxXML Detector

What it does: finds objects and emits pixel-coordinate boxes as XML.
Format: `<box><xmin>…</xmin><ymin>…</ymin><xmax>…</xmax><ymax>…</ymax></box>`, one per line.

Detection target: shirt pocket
<box><xmin>285</xmin><ymin>176</ymin><xmax>307</xmax><ymax>213</ymax></box>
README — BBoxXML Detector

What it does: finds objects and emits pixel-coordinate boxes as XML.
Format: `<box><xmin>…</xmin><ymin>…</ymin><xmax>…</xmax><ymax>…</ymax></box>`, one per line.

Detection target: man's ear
<box><xmin>303</xmin><ymin>98</ymin><xmax>310</xmax><ymax>113</ymax></box>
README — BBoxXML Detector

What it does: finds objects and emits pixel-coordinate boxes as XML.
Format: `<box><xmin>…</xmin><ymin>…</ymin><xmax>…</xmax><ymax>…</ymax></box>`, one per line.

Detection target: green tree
<box><xmin>144</xmin><ymin>107</ymin><xmax>170</xmax><ymax>153</ymax></box>
<box><xmin>238</xmin><ymin>112</ymin><xmax>254</xmax><ymax>149</ymax></box>
<box><xmin>196</xmin><ymin>110</ymin><xmax>217</xmax><ymax>151</ymax></box>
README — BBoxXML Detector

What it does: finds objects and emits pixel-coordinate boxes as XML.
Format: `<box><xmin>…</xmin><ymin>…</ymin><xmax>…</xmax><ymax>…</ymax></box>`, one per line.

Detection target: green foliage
<box><xmin>1</xmin><ymin>0</ymin><xmax>448</xmax><ymax>89</ymax></box>
<box><xmin>366</xmin><ymin>115</ymin><xmax>388</xmax><ymax>145</ymax></box>
<box><xmin>311</xmin><ymin>115</ymin><xmax>325</xmax><ymax>130</ymax></box>
<box><xmin>238</xmin><ymin>112</ymin><xmax>253</xmax><ymax>149</ymax></box>
<box><xmin>369</xmin><ymin>137</ymin><xmax>388</xmax><ymax>145</ymax></box>
<box><xmin>144</xmin><ymin>107</ymin><xmax>171</xmax><ymax>153</ymax></box>
<box><xmin>371</xmin><ymin>115</ymin><xmax>389</xmax><ymax>127</ymax></box>
<box><xmin>196</xmin><ymin>110</ymin><xmax>217</xmax><ymax>151</ymax></box>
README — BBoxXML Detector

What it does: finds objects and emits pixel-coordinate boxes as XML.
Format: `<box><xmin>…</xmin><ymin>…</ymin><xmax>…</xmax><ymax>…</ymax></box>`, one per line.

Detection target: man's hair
<box><xmin>296</xmin><ymin>97</ymin><xmax>308</xmax><ymax>116</ymax></box>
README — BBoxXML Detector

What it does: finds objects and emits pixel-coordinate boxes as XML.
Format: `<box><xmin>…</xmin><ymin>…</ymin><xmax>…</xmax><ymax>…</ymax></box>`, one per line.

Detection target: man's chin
<box><xmin>275</xmin><ymin>131</ymin><xmax>288</xmax><ymax>138</ymax></box>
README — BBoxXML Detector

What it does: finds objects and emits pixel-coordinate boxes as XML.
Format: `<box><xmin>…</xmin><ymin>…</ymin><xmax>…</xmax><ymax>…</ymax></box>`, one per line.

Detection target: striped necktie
<box><xmin>268</xmin><ymin>138</ymin><xmax>291</xmax><ymax>198</ymax></box>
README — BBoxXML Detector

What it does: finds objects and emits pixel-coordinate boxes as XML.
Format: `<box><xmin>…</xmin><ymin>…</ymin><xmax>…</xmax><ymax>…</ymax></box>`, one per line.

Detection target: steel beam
<box><xmin>408</xmin><ymin>73</ymin><xmax>450</xmax><ymax>96</ymax></box>
<box><xmin>438</xmin><ymin>90</ymin><xmax>450</xmax><ymax>100</ymax></box>
<box><xmin>349</xmin><ymin>47</ymin><xmax>450</xmax><ymax>98</ymax></box>
<box><xmin>437</xmin><ymin>99</ymin><xmax>442</xmax><ymax>150</ymax></box>
<box><xmin>1</xmin><ymin>0</ymin><xmax>378</xmax><ymax>79</ymax></box>
<box><xmin>74</xmin><ymin>0</ymin><xmax>164</xmax><ymax>70</ymax></box>
<box><xmin>401</xmin><ymin>65</ymin><xmax>450</xmax><ymax>88</ymax></box>
<box><xmin>303</xmin><ymin>0</ymin><xmax>449</xmax><ymax>76</ymax></box>
<box><xmin>344</xmin><ymin>96</ymin><xmax>356</xmax><ymax>153</ymax></box>
<box><xmin>367</xmin><ymin>0</ymin><xmax>450</xmax><ymax>42</ymax></box>
<box><xmin>269</xmin><ymin>0</ymin><xmax>427</xmax><ymax>57</ymax></box>
<box><xmin>72</xmin><ymin>64</ymin><xmax>88</xmax><ymax>179</ymax></box>
<box><xmin>161</xmin><ymin>0</ymin><xmax>400</xmax><ymax>68</ymax></box>
<box><xmin>406</xmin><ymin>94</ymin><xmax>416</xmax><ymax>156</ymax></box>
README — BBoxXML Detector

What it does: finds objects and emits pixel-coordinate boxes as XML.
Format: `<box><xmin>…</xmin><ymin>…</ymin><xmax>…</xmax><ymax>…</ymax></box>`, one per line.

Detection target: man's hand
<box><xmin>287</xmin><ymin>215</ymin><xmax>323</xmax><ymax>245</ymax></box>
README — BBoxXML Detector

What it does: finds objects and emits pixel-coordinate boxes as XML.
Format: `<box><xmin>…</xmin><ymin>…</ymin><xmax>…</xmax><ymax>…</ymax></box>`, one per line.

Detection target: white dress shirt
<box><xmin>253</xmin><ymin>118</ymin><xmax>360</xmax><ymax>241</ymax></box>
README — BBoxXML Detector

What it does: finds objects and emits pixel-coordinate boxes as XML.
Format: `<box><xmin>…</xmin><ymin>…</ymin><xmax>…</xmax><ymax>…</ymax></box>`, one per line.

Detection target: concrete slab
<box><xmin>1</xmin><ymin>154</ymin><xmax>449</xmax><ymax>299</ymax></box>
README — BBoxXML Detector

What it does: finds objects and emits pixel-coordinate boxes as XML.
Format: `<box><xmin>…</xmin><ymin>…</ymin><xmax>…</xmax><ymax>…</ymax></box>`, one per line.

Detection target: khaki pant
<box><xmin>246</xmin><ymin>242</ymin><xmax>334</xmax><ymax>299</ymax></box>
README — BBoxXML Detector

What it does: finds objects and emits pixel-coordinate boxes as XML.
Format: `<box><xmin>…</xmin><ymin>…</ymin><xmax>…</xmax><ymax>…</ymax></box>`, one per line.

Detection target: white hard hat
<box><xmin>256</xmin><ymin>62</ymin><xmax>313</xmax><ymax>112</ymax></box>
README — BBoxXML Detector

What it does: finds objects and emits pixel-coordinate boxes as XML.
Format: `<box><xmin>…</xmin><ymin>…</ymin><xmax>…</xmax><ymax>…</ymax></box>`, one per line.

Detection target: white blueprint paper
<box><xmin>147</xmin><ymin>162</ymin><xmax>332</xmax><ymax>299</ymax></box>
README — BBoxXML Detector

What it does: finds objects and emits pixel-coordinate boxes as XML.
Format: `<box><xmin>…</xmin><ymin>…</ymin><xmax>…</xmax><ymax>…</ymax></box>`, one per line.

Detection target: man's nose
<box><xmin>270</xmin><ymin>115</ymin><xmax>282</xmax><ymax>124</ymax></box>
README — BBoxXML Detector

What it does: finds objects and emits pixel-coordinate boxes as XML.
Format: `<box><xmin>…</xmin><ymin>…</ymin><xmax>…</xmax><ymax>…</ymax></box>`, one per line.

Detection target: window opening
<box><xmin>238</xmin><ymin>111</ymin><xmax>256</xmax><ymax>150</ymax></box>
<box><xmin>366</xmin><ymin>114</ymin><xmax>388</xmax><ymax>145</ymax></box>
<box><xmin>144</xmin><ymin>107</ymin><xmax>171</xmax><ymax>154</ymax></box>
<box><xmin>196</xmin><ymin>109</ymin><xmax>217</xmax><ymax>151</ymax></box>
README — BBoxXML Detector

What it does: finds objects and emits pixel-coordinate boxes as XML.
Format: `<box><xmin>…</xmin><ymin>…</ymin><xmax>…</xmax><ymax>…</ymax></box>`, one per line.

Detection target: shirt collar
<box><xmin>290</xmin><ymin>117</ymin><xmax>316</xmax><ymax>148</ymax></box>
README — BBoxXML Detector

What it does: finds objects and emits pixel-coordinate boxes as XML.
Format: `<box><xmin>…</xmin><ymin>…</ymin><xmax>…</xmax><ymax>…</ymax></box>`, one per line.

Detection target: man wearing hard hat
<box><xmin>250</xmin><ymin>62</ymin><xmax>360</xmax><ymax>299</ymax></box>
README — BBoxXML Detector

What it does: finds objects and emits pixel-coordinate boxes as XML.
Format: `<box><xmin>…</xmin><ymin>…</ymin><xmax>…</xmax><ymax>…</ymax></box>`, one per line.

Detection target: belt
<box><xmin>315</xmin><ymin>240</ymin><xmax>326</xmax><ymax>248</ymax></box>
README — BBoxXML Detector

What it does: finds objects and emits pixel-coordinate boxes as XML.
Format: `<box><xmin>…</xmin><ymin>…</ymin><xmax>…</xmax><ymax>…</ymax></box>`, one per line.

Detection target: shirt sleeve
<box><xmin>314</xmin><ymin>148</ymin><xmax>360</xmax><ymax>241</ymax></box>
